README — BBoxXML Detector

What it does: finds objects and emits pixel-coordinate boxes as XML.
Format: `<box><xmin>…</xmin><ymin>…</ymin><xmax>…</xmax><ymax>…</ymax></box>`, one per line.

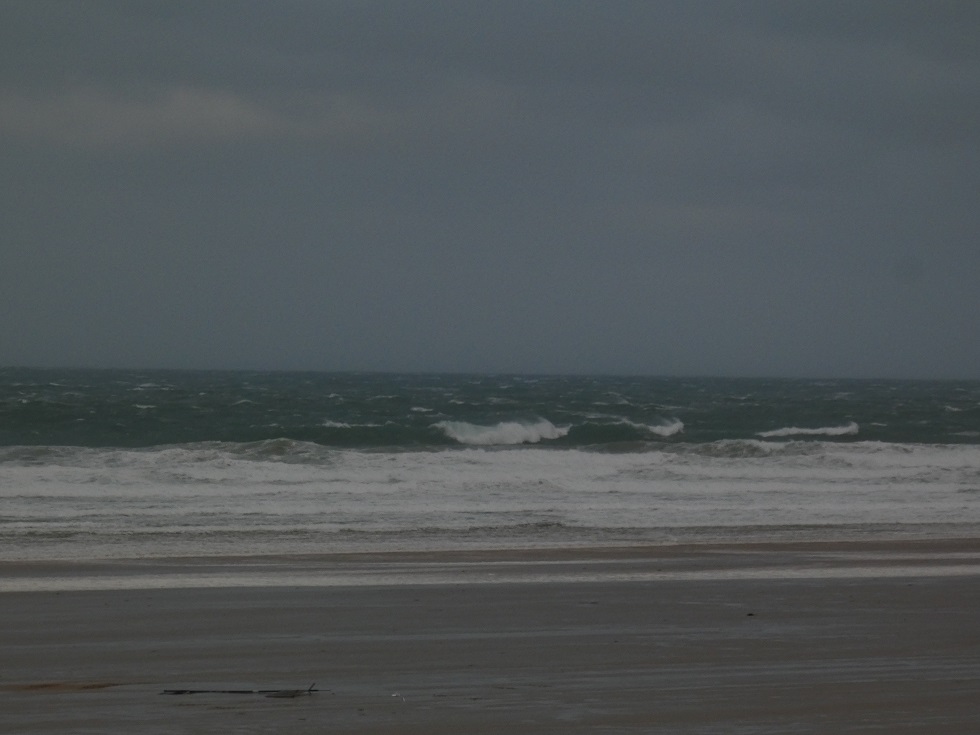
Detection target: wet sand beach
<box><xmin>2</xmin><ymin>540</ymin><xmax>979</xmax><ymax>734</ymax></box>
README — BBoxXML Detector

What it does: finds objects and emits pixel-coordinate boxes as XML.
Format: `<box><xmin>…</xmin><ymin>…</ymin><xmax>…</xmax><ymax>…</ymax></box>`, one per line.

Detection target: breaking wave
<box><xmin>434</xmin><ymin>419</ymin><xmax>569</xmax><ymax>446</ymax></box>
<box><xmin>630</xmin><ymin>418</ymin><xmax>684</xmax><ymax>438</ymax></box>
<box><xmin>757</xmin><ymin>422</ymin><xmax>859</xmax><ymax>439</ymax></box>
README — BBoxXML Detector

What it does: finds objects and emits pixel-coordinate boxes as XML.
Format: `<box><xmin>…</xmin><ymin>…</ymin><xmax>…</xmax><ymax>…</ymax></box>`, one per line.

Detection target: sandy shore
<box><xmin>2</xmin><ymin>540</ymin><xmax>979</xmax><ymax>733</ymax></box>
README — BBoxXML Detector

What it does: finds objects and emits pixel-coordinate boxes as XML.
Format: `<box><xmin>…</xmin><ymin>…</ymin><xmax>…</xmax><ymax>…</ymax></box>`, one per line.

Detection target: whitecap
<box><xmin>646</xmin><ymin>419</ymin><xmax>685</xmax><ymax>437</ymax></box>
<box><xmin>434</xmin><ymin>419</ymin><xmax>569</xmax><ymax>445</ymax></box>
<box><xmin>757</xmin><ymin>422</ymin><xmax>859</xmax><ymax>438</ymax></box>
<box><xmin>613</xmin><ymin>418</ymin><xmax>684</xmax><ymax>437</ymax></box>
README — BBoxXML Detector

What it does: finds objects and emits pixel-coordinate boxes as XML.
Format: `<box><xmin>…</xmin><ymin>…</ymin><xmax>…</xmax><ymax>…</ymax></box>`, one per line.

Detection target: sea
<box><xmin>2</xmin><ymin>368</ymin><xmax>979</xmax><ymax>563</ymax></box>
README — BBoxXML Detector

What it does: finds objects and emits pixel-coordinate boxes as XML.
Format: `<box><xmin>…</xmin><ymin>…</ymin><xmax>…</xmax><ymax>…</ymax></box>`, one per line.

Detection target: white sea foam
<box><xmin>641</xmin><ymin>418</ymin><xmax>684</xmax><ymax>437</ymax></box>
<box><xmin>3</xmin><ymin>440</ymin><xmax>979</xmax><ymax>562</ymax></box>
<box><xmin>757</xmin><ymin>421</ymin><xmax>859</xmax><ymax>438</ymax></box>
<box><xmin>434</xmin><ymin>419</ymin><xmax>569</xmax><ymax>445</ymax></box>
<box><xmin>582</xmin><ymin>415</ymin><xmax>683</xmax><ymax>437</ymax></box>
<box><xmin>322</xmin><ymin>420</ymin><xmax>387</xmax><ymax>429</ymax></box>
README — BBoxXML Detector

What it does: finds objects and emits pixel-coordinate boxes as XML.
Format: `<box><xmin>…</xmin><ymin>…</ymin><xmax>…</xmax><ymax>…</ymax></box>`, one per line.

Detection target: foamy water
<box><xmin>3</xmin><ymin>370</ymin><xmax>978</xmax><ymax>564</ymax></box>
<box><xmin>3</xmin><ymin>440</ymin><xmax>978</xmax><ymax>561</ymax></box>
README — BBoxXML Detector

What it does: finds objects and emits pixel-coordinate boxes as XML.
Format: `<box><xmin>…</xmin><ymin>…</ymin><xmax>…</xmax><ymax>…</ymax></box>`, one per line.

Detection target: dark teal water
<box><xmin>1</xmin><ymin>368</ymin><xmax>978</xmax><ymax>448</ymax></box>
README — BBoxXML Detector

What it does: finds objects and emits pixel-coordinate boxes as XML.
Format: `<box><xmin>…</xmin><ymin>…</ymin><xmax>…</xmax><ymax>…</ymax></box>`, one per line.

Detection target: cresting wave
<box><xmin>0</xmin><ymin>435</ymin><xmax>964</xmax><ymax>470</ymax></box>
<box><xmin>4</xmin><ymin>371</ymin><xmax>978</xmax><ymax>448</ymax></box>
<box><xmin>428</xmin><ymin>417</ymin><xmax>686</xmax><ymax>446</ymax></box>
<box><xmin>757</xmin><ymin>422</ymin><xmax>859</xmax><ymax>439</ymax></box>
<box><xmin>616</xmin><ymin>418</ymin><xmax>685</xmax><ymax>438</ymax></box>
<box><xmin>434</xmin><ymin>419</ymin><xmax>569</xmax><ymax>445</ymax></box>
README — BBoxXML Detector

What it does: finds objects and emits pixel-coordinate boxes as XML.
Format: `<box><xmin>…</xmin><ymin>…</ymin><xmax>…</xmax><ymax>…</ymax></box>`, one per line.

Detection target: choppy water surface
<box><xmin>2</xmin><ymin>369</ymin><xmax>978</xmax><ymax>560</ymax></box>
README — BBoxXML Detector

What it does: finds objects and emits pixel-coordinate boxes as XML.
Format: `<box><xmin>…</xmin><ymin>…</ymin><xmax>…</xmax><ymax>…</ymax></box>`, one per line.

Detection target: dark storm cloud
<box><xmin>1</xmin><ymin>1</ymin><xmax>978</xmax><ymax>376</ymax></box>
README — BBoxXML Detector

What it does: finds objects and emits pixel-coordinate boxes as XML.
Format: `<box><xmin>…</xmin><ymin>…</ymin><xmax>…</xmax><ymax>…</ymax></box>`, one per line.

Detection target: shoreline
<box><xmin>7</xmin><ymin>521</ymin><xmax>979</xmax><ymax>566</ymax></box>
<box><xmin>4</xmin><ymin>538</ymin><xmax>980</xmax><ymax>593</ymax></box>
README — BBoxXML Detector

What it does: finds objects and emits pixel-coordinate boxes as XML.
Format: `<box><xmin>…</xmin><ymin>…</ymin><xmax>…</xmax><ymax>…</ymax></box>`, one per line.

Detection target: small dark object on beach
<box><xmin>265</xmin><ymin>687</ymin><xmax>315</xmax><ymax>699</ymax></box>
<box><xmin>162</xmin><ymin>683</ymin><xmax>318</xmax><ymax>698</ymax></box>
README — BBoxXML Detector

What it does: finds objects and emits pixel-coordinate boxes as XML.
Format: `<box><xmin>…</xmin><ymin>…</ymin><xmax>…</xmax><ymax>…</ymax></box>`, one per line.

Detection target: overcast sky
<box><xmin>2</xmin><ymin>1</ymin><xmax>978</xmax><ymax>378</ymax></box>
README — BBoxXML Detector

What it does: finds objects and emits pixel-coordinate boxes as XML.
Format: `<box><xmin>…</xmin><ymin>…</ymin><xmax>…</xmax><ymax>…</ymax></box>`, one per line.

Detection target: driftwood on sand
<box><xmin>162</xmin><ymin>683</ymin><xmax>318</xmax><ymax>698</ymax></box>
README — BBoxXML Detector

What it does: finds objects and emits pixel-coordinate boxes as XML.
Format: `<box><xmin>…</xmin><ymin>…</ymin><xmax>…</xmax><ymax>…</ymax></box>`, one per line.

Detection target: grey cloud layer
<box><xmin>2</xmin><ymin>1</ymin><xmax>978</xmax><ymax>376</ymax></box>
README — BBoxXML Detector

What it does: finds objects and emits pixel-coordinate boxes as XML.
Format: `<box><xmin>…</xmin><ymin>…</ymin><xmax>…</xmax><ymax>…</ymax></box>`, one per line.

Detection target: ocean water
<box><xmin>2</xmin><ymin>368</ymin><xmax>979</xmax><ymax>561</ymax></box>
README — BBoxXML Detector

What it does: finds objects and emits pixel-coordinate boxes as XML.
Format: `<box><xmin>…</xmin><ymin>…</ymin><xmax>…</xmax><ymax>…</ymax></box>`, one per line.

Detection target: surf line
<box><xmin>162</xmin><ymin>682</ymin><xmax>319</xmax><ymax>698</ymax></box>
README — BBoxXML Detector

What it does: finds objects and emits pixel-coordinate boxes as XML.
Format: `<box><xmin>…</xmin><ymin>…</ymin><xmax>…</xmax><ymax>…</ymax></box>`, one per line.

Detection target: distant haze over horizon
<box><xmin>2</xmin><ymin>364</ymin><xmax>977</xmax><ymax>383</ymax></box>
<box><xmin>2</xmin><ymin>2</ymin><xmax>978</xmax><ymax>379</ymax></box>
